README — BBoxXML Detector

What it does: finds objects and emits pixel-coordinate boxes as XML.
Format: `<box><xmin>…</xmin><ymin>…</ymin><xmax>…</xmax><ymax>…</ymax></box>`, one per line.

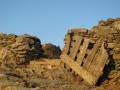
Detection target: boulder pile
<box><xmin>0</xmin><ymin>34</ymin><xmax>43</xmax><ymax>66</ymax></box>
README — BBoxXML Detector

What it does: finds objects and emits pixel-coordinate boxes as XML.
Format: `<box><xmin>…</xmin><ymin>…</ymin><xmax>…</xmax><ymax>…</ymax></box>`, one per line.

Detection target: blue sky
<box><xmin>0</xmin><ymin>0</ymin><xmax>120</xmax><ymax>48</ymax></box>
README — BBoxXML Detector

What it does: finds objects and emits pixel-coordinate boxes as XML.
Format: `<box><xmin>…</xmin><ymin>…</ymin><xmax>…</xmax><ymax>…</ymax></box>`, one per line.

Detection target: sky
<box><xmin>0</xmin><ymin>0</ymin><xmax>120</xmax><ymax>48</ymax></box>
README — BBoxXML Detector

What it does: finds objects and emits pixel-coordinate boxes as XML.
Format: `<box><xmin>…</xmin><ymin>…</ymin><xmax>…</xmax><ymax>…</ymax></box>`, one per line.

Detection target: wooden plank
<box><xmin>67</xmin><ymin>36</ymin><xmax>82</xmax><ymax>71</ymax></box>
<box><xmin>86</xmin><ymin>42</ymin><xmax>108</xmax><ymax>84</ymax></box>
<box><xmin>95</xmin><ymin>46</ymin><xmax>108</xmax><ymax>82</ymax></box>
<box><xmin>70</xmin><ymin>41</ymin><xmax>76</xmax><ymax>47</ymax></box>
<box><xmin>74</xmin><ymin>39</ymin><xmax>89</xmax><ymax>75</ymax></box>
<box><xmin>83</xmin><ymin>39</ymin><xmax>100</xmax><ymax>70</ymax></box>
<box><xmin>88</xmin><ymin>51</ymin><xmax>100</xmax><ymax>75</ymax></box>
<box><xmin>70</xmin><ymin>36</ymin><xmax>83</xmax><ymax>59</ymax></box>
<box><xmin>91</xmin><ymin>42</ymin><xmax>108</xmax><ymax>83</ymax></box>
<box><xmin>76</xmin><ymin>39</ymin><xmax>89</xmax><ymax>66</ymax></box>
<box><xmin>60</xmin><ymin>52</ymin><xmax>96</xmax><ymax>85</ymax></box>
<box><xmin>69</xmin><ymin>41</ymin><xmax>76</xmax><ymax>52</ymax></box>
<box><xmin>72</xmin><ymin>35</ymin><xmax>80</xmax><ymax>41</ymax></box>
<box><xmin>63</xmin><ymin>34</ymin><xmax>71</xmax><ymax>54</ymax></box>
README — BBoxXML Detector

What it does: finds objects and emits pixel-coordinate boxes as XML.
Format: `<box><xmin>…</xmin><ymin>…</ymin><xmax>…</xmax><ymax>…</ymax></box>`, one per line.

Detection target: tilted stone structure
<box><xmin>62</xmin><ymin>18</ymin><xmax>120</xmax><ymax>85</ymax></box>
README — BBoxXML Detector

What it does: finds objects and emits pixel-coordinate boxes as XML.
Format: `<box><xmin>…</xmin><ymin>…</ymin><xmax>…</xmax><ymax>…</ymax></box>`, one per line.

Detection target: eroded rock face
<box><xmin>42</xmin><ymin>43</ymin><xmax>61</xmax><ymax>59</ymax></box>
<box><xmin>0</xmin><ymin>34</ymin><xmax>43</xmax><ymax>66</ymax></box>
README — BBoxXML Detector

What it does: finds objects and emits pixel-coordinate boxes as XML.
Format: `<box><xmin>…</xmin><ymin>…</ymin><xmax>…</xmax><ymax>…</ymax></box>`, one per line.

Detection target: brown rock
<box><xmin>113</xmin><ymin>54</ymin><xmax>120</xmax><ymax>60</ymax></box>
<box><xmin>0</xmin><ymin>48</ymin><xmax>16</xmax><ymax>67</ymax></box>
<box><xmin>18</xmin><ymin>44</ymin><xmax>30</xmax><ymax>51</ymax></box>
<box><xmin>42</xmin><ymin>43</ymin><xmax>61</xmax><ymax>59</ymax></box>
<box><xmin>107</xmin><ymin>43</ymin><xmax>115</xmax><ymax>48</ymax></box>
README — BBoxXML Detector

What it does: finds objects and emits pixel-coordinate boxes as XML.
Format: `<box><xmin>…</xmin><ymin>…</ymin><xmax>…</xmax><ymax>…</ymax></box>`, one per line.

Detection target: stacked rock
<box><xmin>63</xmin><ymin>18</ymin><xmax>120</xmax><ymax>84</ymax></box>
<box><xmin>0</xmin><ymin>34</ymin><xmax>43</xmax><ymax>66</ymax></box>
<box><xmin>95</xmin><ymin>18</ymin><xmax>120</xmax><ymax>83</ymax></box>
<box><xmin>0</xmin><ymin>33</ymin><xmax>17</xmax><ymax>49</ymax></box>
<box><xmin>9</xmin><ymin>34</ymin><xmax>43</xmax><ymax>64</ymax></box>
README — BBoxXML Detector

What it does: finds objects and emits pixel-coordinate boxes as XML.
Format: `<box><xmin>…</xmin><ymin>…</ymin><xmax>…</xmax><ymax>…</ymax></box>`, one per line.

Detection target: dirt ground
<box><xmin>0</xmin><ymin>59</ymin><xmax>120</xmax><ymax>90</ymax></box>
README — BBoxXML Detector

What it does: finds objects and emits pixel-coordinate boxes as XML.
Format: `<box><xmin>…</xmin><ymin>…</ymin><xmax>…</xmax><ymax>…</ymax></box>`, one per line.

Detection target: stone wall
<box><xmin>0</xmin><ymin>34</ymin><xmax>43</xmax><ymax>66</ymax></box>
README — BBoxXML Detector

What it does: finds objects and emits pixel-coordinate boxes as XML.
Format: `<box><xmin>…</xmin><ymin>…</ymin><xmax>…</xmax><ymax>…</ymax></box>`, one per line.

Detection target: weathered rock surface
<box><xmin>63</xmin><ymin>18</ymin><xmax>120</xmax><ymax>85</ymax></box>
<box><xmin>0</xmin><ymin>34</ymin><xmax>43</xmax><ymax>66</ymax></box>
<box><xmin>42</xmin><ymin>43</ymin><xmax>61</xmax><ymax>59</ymax></box>
<box><xmin>0</xmin><ymin>59</ymin><xmax>106</xmax><ymax>90</ymax></box>
<box><xmin>0</xmin><ymin>18</ymin><xmax>120</xmax><ymax>89</ymax></box>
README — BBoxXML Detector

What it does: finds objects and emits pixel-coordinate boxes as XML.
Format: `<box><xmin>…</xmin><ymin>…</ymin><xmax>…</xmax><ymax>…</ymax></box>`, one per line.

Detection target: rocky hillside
<box><xmin>0</xmin><ymin>18</ymin><xmax>120</xmax><ymax>90</ymax></box>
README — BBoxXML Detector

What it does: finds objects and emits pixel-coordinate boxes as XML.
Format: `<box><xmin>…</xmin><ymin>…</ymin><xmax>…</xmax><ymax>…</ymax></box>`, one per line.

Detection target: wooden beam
<box><xmin>67</xmin><ymin>36</ymin><xmax>82</xmax><ymax>71</ymax></box>
<box><xmin>83</xmin><ymin>39</ymin><xmax>100</xmax><ymax>70</ymax></box>
<box><xmin>92</xmin><ymin>42</ymin><xmax>108</xmax><ymax>83</ymax></box>
<box><xmin>61</xmin><ymin>52</ymin><xmax>96</xmax><ymax>85</ymax></box>
<box><xmin>72</xmin><ymin>35</ymin><xmax>80</xmax><ymax>41</ymax></box>
<box><xmin>70</xmin><ymin>36</ymin><xmax>83</xmax><ymax>59</ymax></box>
<box><xmin>76</xmin><ymin>39</ymin><xmax>89</xmax><ymax>66</ymax></box>
<box><xmin>86</xmin><ymin>42</ymin><xmax>108</xmax><ymax>84</ymax></box>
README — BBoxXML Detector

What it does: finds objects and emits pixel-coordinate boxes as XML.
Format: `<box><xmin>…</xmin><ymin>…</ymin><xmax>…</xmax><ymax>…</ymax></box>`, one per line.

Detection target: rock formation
<box><xmin>0</xmin><ymin>18</ymin><xmax>120</xmax><ymax>90</ymax></box>
<box><xmin>63</xmin><ymin>18</ymin><xmax>120</xmax><ymax>84</ymax></box>
<box><xmin>0</xmin><ymin>34</ymin><xmax>43</xmax><ymax>66</ymax></box>
<box><xmin>42</xmin><ymin>43</ymin><xmax>61</xmax><ymax>59</ymax></box>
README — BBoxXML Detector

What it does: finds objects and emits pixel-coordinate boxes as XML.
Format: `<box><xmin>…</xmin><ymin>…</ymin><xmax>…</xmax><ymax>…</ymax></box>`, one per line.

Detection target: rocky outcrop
<box><xmin>42</xmin><ymin>43</ymin><xmax>61</xmax><ymax>59</ymax></box>
<box><xmin>0</xmin><ymin>34</ymin><xmax>43</xmax><ymax>66</ymax></box>
<box><xmin>63</xmin><ymin>18</ymin><xmax>120</xmax><ymax>84</ymax></box>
